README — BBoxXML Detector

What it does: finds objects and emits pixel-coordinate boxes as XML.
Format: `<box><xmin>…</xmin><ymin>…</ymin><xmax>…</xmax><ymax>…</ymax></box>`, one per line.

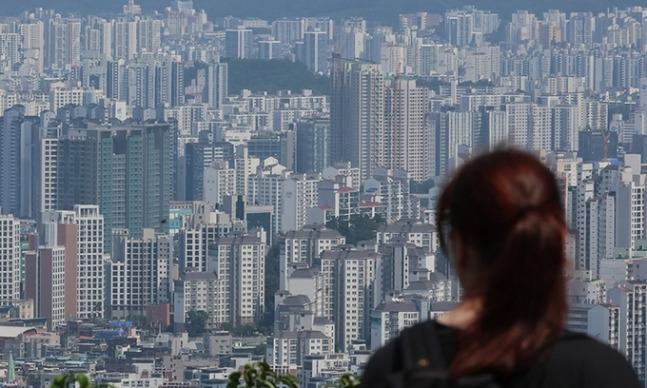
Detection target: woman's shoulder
<box><xmin>538</xmin><ymin>331</ymin><xmax>640</xmax><ymax>387</ymax></box>
<box><xmin>361</xmin><ymin>320</ymin><xmax>456</xmax><ymax>386</ymax></box>
<box><xmin>552</xmin><ymin>331</ymin><xmax>629</xmax><ymax>363</ymax></box>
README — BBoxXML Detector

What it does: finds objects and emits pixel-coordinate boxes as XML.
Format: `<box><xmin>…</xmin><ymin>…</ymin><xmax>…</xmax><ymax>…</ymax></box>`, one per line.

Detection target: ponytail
<box><xmin>450</xmin><ymin>208</ymin><xmax>567</xmax><ymax>378</ymax></box>
<box><xmin>436</xmin><ymin>149</ymin><xmax>567</xmax><ymax>379</ymax></box>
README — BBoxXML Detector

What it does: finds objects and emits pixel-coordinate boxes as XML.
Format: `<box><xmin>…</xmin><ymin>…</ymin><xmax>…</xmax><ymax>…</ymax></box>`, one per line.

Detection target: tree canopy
<box><xmin>410</xmin><ymin>178</ymin><xmax>434</xmax><ymax>194</ymax></box>
<box><xmin>260</xmin><ymin>243</ymin><xmax>281</xmax><ymax>332</ymax></box>
<box><xmin>326</xmin><ymin>215</ymin><xmax>386</xmax><ymax>245</ymax></box>
<box><xmin>186</xmin><ymin>310</ymin><xmax>209</xmax><ymax>337</ymax></box>
<box><xmin>222</xmin><ymin>58</ymin><xmax>330</xmax><ymax>95</ymax></box>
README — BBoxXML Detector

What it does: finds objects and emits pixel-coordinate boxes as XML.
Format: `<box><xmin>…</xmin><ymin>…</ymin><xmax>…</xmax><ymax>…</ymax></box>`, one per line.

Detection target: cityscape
<box><xmin>0</xmin><ymin>0</ymin><xmax>647</xmax><ymax>386</ymax></box>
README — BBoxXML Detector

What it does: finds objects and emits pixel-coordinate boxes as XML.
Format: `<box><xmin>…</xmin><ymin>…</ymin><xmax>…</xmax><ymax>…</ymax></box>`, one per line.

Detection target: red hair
<box><xmin>436</xmin><ymin>149</ymin><xmax>568</xmax><ymax>379</ymax></box>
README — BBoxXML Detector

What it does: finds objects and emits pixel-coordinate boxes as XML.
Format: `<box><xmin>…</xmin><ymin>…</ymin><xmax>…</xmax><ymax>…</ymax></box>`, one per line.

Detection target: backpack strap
<box><xmin>387</xmin><ymin>321</ymin><xmax>451</xmax><ymax>388</ymax></box>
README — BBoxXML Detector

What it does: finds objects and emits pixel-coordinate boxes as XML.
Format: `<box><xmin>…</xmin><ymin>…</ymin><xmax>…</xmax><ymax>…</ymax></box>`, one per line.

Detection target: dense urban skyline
<box><xmin>2</xmin><ymin>0</ymin><xmax>647</xmax><ymax>387</ymax></box>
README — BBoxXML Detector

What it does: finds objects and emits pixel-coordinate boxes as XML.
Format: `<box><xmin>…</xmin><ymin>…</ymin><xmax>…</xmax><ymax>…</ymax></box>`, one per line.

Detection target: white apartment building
<box><xmin>376</xmin><ymin>221</ymin><xmax>438</xmax><ymax>252</ymax></box>
<box><xmin>374</xmin><ymin>243</ymin><xmax>425</xmax><ymax>301</ymax></box>
<box><xmin>107</xmin><ymin>228</ymin><xmax>172</xmax><ymax>319</ymax></box>
<box><xmin>174</xmin><ymin>271</ymin><xmax>221</xmax><ymax>330</ymax></box>
<box><xmin>370</xmin><ymin>300</ymin><xmax>419</xmax><ymax>350</ymax></box>
<box><xmin>330</xmin><ymin>57</ymin><xmax>385</xmax><ymax>182</ymax></box>
<box><xmin>73</xmin><ymin>205</ymin><xmax>105</xmax><ymax>319</ymax></box>
<box><xmin>280</xmin><ymin>225</ymin><xmax>345</xmax><ymax>289</ymax></box>
<box><xmin>598</xmin><ymin>193</ymin><xmax>616</xmax><ymax>262</ymax></box>
<box><xmin>266</xmin><ymin>330</ymin><xmax>333</xmax><ymax>368</ymax></box>
<box><xmin>299</xmin><ymin>353</ymin><xmax>351</xmax><ymax>388</ymax></box>
<box><xmin>24</xmin><ymin>244</ymin><xmax>67</xmax><ymax>330</ymax></box>
<box><xmin>568</xmin><ymin>303</ymin><xmax>619</xmax><ymax>349</ymax></box>
<box><xmin>322</xmin><ymin>163</ymin><xmax>361</xmax><ymax>191</ymax></box>
<box><xmin>281</xmin><ymin>173</ymin><xmax>320</xmax><ymax>233</ymax></box>
<box><xmin>552</xmin><ymin>104</ymin><xmax>578</xmax><ymax>151</ymax></box>
<box><xmin>49</xmin><ymin>88</ymin><xmax>103</xmax><ymax>113</ymax></box>
<box><xmin>363</xmin><ymin>168</ymin><xmax>412</xmax><ymax>223</ymax></box>
<box><xmin>178</xmin><ymin>205</ymin><xmax>242</xmax><ymax>272</ymax></box>
<box><xmin>430</xmin><ymin>110</ymin><xmax>474</xmax><ymax>177</ymax></box>
<box><xmin>251</xmin><ymin>169</ymin><xmax>284</xmax><ymax>235</ymax></box>
<box><xmin>0</xmin><ymin>215</ymin><xmax>21</xmax><ymax>301</ymax></box>
<box><xmin>288</xmin><ymin>273</ymin><xmax>325</xmax><ymax>325</ymax></box>
<box><xmin>45</xmin><ymin>205</ymin><xmax>105</xmax><ymax>319</ymax></box>
<box><xmin>320</xmin><ymin>249</ymin><xmax>377</xmax><ymax>352</ymax></box>
<box><xmin>608</xmin><ymin>281</ymin><xmax>647</xmax><ymax>383</ymax></box>
<box><xmin>567</xmin><ymin>278</ymin><xmax>606</xmax><ymax>304</ymax></box>
<box><xmin>616</xmin><ymin>172</ymin><xmax>646</xmax><ymax>250</ymax></box>
<box><xmin>38</xmin><ymin>117</ymin><xmax>61</xmax><ymax>218</ymax></box>
<box><xmin>402</xmin><ymin>273</ymin><xmax>453</xmax><ymax>302</ymax></box>
<box><xmin>203</xmin><ymin>162</ymin><xmax>236</xmax><ymax>209</ymax></box>
<box><xmin>274</xmin><ymin>292</ymin><xmax>316</xmax><ymax>332</ymax></box>
<box><xmin>529</xmin><ymin>104</ymin><xmax>553</xmax><ymax>151</ymax></box>
<box><xmin>383</xmin><ymin>77</ymin><xmax>431</xmax><ymax>182</ymax></box>
<box><xmin>503</xmin><ymin>102</ymin><xmax>532</xmax><ymax>149</ymax></box>
<box><xmin>313</xmin><ymin>180</ymin><xmax>360</xmax><ymax>223</ymax></box>
<box><xmin>574</xmin><ymin>179</ymin><xmax>596</xmax><ymax>279</ymax></box>
<box><xmin>210</xmin><ymin>234</ymin><xmax>265</xmax><ymax>326</ymax></box>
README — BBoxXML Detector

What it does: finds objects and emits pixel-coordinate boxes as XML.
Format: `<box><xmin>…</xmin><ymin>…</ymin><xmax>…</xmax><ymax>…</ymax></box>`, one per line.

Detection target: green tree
<box><xmin>51</xmin><ymin>373</ymin><xmax>113</xmax><ymax>388</ymax></box>
<box><xmin>410</xmin><ymin>178</ymin><xmax>435</xmax><ymax>194</ymax></box>
<box><xmin>253</xmin><ymin>343</ymin><xmax>267</xmax><ymax>356</ymax></box>
<box><xmin>186</xmin><ymin>310</ymin><xmax>209</xmax><ymax>337</ymax></box>
<box><xmin>221</xmin><ymin>322</ymin><xmax>234</xmax><ymax>332</ymax></box>
<box><xmin>327</xmin><ymin>215</ymin><xmax>386</xmax><ymax>245</ymax></box>
<box><xmin>262</xmin><ymin>242</ymin><xmax>281</xmax><ymax>331</ymax></box>
<box><xmin>232</xmin><ymin>322</ymin><xmax>257</xmax><ymax>336</ymax></box>
<box><xmin>327</xmin><ymin>373</ymin><xmax>361</xmax><ymax>388</ymax></box>
<box><xmin>227</xmin><ymin>361</ymin><xmax>298</xmax><ymax>388</ymax></box>
<box><xmin>52</xmin><ymin>373</ymin><xmax>91</xmax><ymax>388</ymax></box>
<box><xmin>127</xmin><ymin>314</ymin><xmax>148</xmax><ymax>328</ymax></box>
<box><xmin>222</xmin><ymin>58</ymin><xmax>330</xmax><ymax>95</ymax></box>
<box><xmin>226</xmin><ymin>364</ymin><xmax>360</xmax><ymax>388</ymax></box>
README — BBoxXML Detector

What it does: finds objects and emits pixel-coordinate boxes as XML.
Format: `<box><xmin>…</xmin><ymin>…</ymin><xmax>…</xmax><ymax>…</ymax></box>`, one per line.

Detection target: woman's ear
<box><xmin>452</xmin><ymin>232</ymin><xmax>477</xmax><ymax>288</ymax></box>
<box><xmin>452</xmin><ymin>232</ymin><xmax>468</xmax><ymax>270</ymax></box>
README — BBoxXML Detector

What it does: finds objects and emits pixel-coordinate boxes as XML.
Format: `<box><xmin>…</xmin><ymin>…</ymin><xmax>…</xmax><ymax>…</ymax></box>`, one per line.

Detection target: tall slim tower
<box><xmin>170</xmin><ymin>60</ymin><xmax>185</xmax><ymax>107</ymax></box>
<box><xmin>383</xmin><ymin>76</ymin><xmax>430</xmax><ymax>182</ymax></box>
<box><xmin>320</xmin><ymin>249</ymin><xmax>377</xmax><ymax>352</ymax></box>
<box><xmin>330</xmin><ymin>55</ymin><xmax>384</xmax><ymax>181</ymax></box>
<box><xmin>106</xmin><ymin>60</ymin><xmax>126</xmax><ymax>100</ymax></box>
<box><xmin>137</xmin><ymin>19</ymin><xmax>162</xmax><ymax>54</ymax></box>
<box><xmin>113</xmin><ymin>19</ymin><xmax>137</xmax><ymax>61</ymax></box>
<box><xmin>225</xmin><ymin>27</ymin><xmax>253</xmax><ymax>59</ymax></box>
<box><xmin>206</xmin><ymin>62</ymin><xmax>228</xmax><ymax>109</ymax></box>
<box><xmin>20</xmin><ymin>21</ymin><xmax>44</xmax><ymax>73</ymax></box>
<box><xmin>45</xmin><ymin>17</ymin><xmax>81</xmax><ymax>70</ymax></box>
<box><xmin>73</xmin><ymin>205</ymin><xmax>105</xmax><ymax>319</ymax></box>
<box><xmin>0</xmin><ymin>105</ymin><xmax>40</xmax><ymax>218</ymax></box>
<box><xmin>301</xmin><ymin>29</ymin><xmax>329</xmax><ymax>73</ymax></box>
<box><xmin>210</xmin><ymin>234</ymin><xmax>265</xmax><ymax>326</ymax></box>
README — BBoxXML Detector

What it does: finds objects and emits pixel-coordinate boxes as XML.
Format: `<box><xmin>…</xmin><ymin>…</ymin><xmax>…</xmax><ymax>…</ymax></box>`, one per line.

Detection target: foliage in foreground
<box><xmin>52</xmin><ymin>362</ymin><xmax>360</xmax><ymax>388</ymax></box>
<box><xmin>227</xmin><ymin>362</ymin><xmax>360</xmax><ymax>388</ymax></box>
<box><xmin>51</xmin><ymin>373</ymin><xmax>112</xmax><ymax>388</ymax></box>
<box><xmin>227</xmin><ymin>362</ymin><xmax>299</xmax><ymax>388</ymax></box>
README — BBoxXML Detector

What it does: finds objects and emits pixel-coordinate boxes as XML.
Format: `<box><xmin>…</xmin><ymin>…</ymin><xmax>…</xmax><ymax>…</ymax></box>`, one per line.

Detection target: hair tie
<box><xmin>511</xmin><ymin>205</ymin><xmax>539</xmax><ymax>225</ymax></box>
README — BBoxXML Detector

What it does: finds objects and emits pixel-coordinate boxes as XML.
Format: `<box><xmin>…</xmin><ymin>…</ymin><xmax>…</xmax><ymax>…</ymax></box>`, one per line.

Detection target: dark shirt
<box><xmin>361</xmin><ymin>320</ymin><xmax>641</xmax><ymax>388</ymax></box>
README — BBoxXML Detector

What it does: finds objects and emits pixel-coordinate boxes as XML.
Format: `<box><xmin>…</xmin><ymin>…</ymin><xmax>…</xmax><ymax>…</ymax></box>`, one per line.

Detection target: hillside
<box><xmin>223</xmin><ymin>58</ymin><xmax>330</xmax><ymax>95</ymax></box>
<box><xmin>6</xmin><ymin>0</ymin><xmax>643</xmax><ymax>23</ymax></box>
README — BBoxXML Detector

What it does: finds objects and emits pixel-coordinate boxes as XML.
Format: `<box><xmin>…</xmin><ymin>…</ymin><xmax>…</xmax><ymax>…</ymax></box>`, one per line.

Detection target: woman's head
<box><xmin>436</xmin><ymin>148</ymin><xmax>568</xmax><ymax>377</ymax></box>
